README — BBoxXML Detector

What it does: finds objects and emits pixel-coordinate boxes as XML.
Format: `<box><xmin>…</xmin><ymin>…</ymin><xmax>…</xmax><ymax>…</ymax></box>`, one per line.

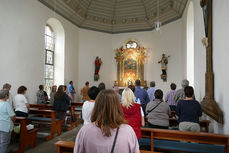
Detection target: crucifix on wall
<box><xmin>200</xmin><ymin>0</ymin><xmax>223</xmax><ymax>124</ymax></box>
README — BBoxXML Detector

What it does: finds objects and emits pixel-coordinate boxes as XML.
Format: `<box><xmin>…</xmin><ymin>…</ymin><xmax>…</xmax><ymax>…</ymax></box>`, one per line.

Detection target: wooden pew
<box><xmin>144</xmin><ymin>117</ymin><xmax>210</xmax><ymax>132</ymax></box>
<box><xmin>13</xmin><ymin>117</ymin><xmax>39</xmax><ymax>153</ymax></box>
<box><xmin>67</xmin><ymin>106</ymin><xmax>80</xmax><ymax>130</ymax></box>
<box><xmin>30</xmin><ymin>104</ymin><xmax>53</xmax><ymax>110</ymax></box>
<box><xmin>169</xmin><ymin>118</ymin><xmax>210</xmax><ymax>132</ymax></box>
<box><xmin>141</xmin><ymin>127</ymin><xmax>229</xmax><ymax>153</ymax></box>
<box><xmin>71</xmin><ymin>102</ymin><xmax>83</xmax><ymax>112</ymax></box>
<box><xmin>70</xmin><ymin>102</ymin><xmax>83</xmax><ymax>125</ymax></box>
<box><xmin>55</xmin><ymin>141</ymin><xmax>75</xmax><ymax>153</ymax></box>
<box><xmin>30</xmin><ymin>104</ymin><xmax>79</xmax><ymax>131</ymax></box>
<box><xmin>28</xmin><ymin>109</ymin><xmax>63</xmax><ymax>141</ymax></box>
<box><xmin>54</xmin><ymin>141</ymin><xmax>163</xmax><ymax>153</ymax></box>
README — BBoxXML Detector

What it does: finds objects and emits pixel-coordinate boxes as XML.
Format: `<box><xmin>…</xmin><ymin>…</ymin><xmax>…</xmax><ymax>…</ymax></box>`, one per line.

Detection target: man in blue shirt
<box><xmin>147</xmin><ymin>81</ymin><xmax>156</xmax><ymax>101</ymax></box>
<box><xmin>134</xmin><ymin>80</ymin><xmax>150</xmax><ymax>115</ymax></box>
<box><xmin>68</xmin><ymin>81</ymin><xmax>76</xmax><ymax>102</ymax></box>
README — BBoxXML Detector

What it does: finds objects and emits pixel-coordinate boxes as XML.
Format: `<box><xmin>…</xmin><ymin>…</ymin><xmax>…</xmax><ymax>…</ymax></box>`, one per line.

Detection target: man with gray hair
<box><xmin>2</xmin><ymin>83</ymin><xmax>13</xmax><ymax>108</ymax></box>
<box><xmin>0</xmin><ymin>89</ymin><xmax>16</xmax><ymax>153</ymax></box>
<box><xmin>174</xmin><ymin>79</ymin><xmax>195</xmax><ymax>104</ymax></box>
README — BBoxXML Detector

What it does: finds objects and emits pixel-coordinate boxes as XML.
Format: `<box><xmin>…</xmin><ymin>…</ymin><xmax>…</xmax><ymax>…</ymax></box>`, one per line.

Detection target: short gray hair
<box><xmin>181</xmin><ymin>79</ymin><xmax>189</xmax><ymax>88</ymax></box>
<box><xmin>0</xmin><ymin>89</ymin><xmax>9</xmax><ymax>99</ymax></box>
<box><xmin>3</xmin><ymin>83</ymin><xmax>11</xmax><ymax>90</ymax></box>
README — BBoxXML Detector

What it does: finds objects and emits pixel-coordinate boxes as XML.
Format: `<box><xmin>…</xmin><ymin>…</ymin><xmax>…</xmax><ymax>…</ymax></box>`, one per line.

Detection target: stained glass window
<box><xmin>45</xmin><ymin>25</ymin><xmax>55</xmax><ymax>94</ymax></box>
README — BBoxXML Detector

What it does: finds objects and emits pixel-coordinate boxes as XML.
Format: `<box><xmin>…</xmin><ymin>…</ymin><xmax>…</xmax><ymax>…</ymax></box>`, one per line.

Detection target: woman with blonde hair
<box><xmin>74</xmin><ymin>90</ymin><xmax>140</xmax><ymax>153</ymax></box>
<box><xmin>121</xmin><ymin>88</ymin><xmax>145</xmax><ymax>140</ymax></box>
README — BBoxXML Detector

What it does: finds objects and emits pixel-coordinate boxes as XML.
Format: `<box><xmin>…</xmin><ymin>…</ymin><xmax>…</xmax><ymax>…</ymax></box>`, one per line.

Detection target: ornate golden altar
<box><xmin>114</xmin><ymin>39</ymin><xmax>147</xmax><ymax>87</ymax></box>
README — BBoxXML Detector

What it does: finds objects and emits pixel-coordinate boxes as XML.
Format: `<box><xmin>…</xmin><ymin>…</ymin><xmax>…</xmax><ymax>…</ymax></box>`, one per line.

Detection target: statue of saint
<box><xmin>94</xmin><ymin>56</ymin><xmax>102</xmax><ymax>81</ymax></box>
<box><xmin>158</xmin><ymin>54</ymin><xmax>170</xmax><ymax>81</ymax></box>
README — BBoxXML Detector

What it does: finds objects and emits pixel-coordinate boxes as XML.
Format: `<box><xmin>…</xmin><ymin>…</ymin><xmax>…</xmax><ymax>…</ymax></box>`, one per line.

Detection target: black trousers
<box><xmin>15</xmin><ymin>111</ymin><xmax>28</xmax><ymax>117</ymax></box>
<box><xmin>147</xmin><ymin>123</ymin><xmax>168</xmax><ymax>129</ymax></box>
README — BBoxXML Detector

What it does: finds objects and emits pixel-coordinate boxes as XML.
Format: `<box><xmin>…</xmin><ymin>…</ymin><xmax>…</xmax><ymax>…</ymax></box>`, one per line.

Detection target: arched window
<box><xmin>186</xmin><ymin>1</ymin><xmax>194</xmax><ymax>87</ymax></box>
<box><xmin>45</xmin><ymin>24</ymin><xmax>55</xmax><ymax>94</ymax></box>
<box><xmin>44</xmin><ymin>18</ymin><xmax>65</xmax><ymax>94</ymax></box>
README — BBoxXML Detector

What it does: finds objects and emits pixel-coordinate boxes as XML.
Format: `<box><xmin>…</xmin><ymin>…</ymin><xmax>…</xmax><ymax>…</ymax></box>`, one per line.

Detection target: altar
<box><xmin>114</xmin><ymin>39</ymin><xmax>147</xmax><ymax>87</ymax></box>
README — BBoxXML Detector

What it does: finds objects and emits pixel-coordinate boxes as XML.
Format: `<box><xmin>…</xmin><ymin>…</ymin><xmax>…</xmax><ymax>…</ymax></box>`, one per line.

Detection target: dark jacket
<box><xmin>53</xmin><ymin>93</ymin><xmax>70</xmax><ymax>111</ymax></box>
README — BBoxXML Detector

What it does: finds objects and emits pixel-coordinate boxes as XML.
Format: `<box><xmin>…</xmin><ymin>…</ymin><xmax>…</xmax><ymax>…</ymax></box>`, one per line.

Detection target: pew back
<box><xmin>141</xmin><ymin>128</ymin><xmax>229</xmax><ymax>153</ymax></box>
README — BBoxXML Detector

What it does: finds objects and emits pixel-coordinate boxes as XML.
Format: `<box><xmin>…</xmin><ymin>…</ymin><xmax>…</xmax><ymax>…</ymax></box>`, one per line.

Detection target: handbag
<box><xmin>111</xmin><ymin>127</ymin><xmax>120</xmax><ymax>153</ymax></box>
<box><xmin>72</xmin><ymin>112</ymin><xmax>77</xmax><ymax>122</ymax></box>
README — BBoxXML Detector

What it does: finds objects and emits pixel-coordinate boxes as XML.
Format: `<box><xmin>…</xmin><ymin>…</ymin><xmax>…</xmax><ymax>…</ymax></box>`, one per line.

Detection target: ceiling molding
<box><xmin>38</xmin><ymin>0</ymin><xmax>187</xmax><ymax>34</ymax></box>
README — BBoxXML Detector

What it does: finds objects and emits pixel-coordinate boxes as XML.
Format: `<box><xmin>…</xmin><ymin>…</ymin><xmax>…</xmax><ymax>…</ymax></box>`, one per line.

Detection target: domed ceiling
<box><xmin>39</xmin><ymin>0</ymin><xmax>188</xmax><ymax>34</ymax></box>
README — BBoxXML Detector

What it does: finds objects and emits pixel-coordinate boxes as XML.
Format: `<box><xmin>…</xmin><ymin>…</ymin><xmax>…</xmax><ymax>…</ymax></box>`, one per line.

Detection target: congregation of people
<box><xmin>0</xmin><ymin>79</ymin><xmax>202</xmax><ymax>153</ymax></box>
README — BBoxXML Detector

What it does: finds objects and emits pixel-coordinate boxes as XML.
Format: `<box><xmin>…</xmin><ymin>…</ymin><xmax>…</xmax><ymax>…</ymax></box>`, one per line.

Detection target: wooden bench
<box><xmin>144</xmin><ymin>117</ymin><xmax>210</xmax><ymax>132</ymax></box>
<box><xmin>28</xmin><ymin>109</ymin><xmax>63</xmax><ymax>141</ymax></box>
<box><xmin>169</xmin><ymin>118</ymin><xmax>210</xmax><ymax>132</ymax></box>
<box><xmin>54</xmin><ymin>141</ymin><xmax>75</xmax><ymax>153</ymax></box>
<box><xmin>13</xmin><ymin>117</ymin><xmax>39</xmax><ymax>153</ymax></box>
<box><xmin>71</xmin><ymin>102</ymin><xmax>83</xmax><ymax>112</ymax></box>
<box><xmin>67</xmin><ymin>106</ymin><xmax>80</xmax><ymax>130</ymax></box>
<box><xmin>30</xmin><ymin>104</ymin><xmax>79</xmax><ymax>131</ymax></box>
<box><xmin>54</xmin><ymin>141</ymin><xmax>162</xmax><ymax>153</ymax></box>
<box><xmin>30</xmin><ymin>104</ymin><xmax>53</xmax><ymax>110</ymax></box>
<box><xmin>141</xmin><ymin>127</ymin><xmax>229</xmax><ymax>153</ymax></box>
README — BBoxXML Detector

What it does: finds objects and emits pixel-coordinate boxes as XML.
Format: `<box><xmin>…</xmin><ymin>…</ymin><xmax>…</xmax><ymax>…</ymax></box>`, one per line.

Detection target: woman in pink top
<box><xmin>74</xmin><ymin>89</ymin><xmax>140</xmax><ymax>153</ymax></box>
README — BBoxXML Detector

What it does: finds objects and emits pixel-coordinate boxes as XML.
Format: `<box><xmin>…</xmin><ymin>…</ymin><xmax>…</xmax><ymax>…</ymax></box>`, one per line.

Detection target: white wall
<box><xmin>0</xmin><ymin>0</ymin><xmax>79</xmax><ymax>103</ymax></box>
<box><xmin>112</xmin><ymin>20</ymin><xmax>185</xmax><ymax>93</ymax></box>
<box><xmin>77</xmin><ymin>20</ymin><xmax>185</xmax><ymax>96</ymax></box>
<box><xmin>183</xmin><ymin>0</ymin><xmax>229</xmax><ymax>134</ymax></box>
<box><xmin>77</xmin><ymin>29</ymin><xmax>113</xmax><ymax>95</ymax></box>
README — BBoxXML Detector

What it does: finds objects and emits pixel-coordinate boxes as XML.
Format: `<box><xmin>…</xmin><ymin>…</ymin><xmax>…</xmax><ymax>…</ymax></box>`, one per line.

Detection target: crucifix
<box><xmin>200</xmin><ymin>0</ymin><xmax>223</xmax><ymax>124</ymax></box>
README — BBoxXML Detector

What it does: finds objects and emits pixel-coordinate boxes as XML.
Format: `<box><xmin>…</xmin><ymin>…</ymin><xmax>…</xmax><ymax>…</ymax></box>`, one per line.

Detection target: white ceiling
<box><xmin>39</xmin><ymin>0</ymin><xmax>188</xmax><ymax>33</ymax></box>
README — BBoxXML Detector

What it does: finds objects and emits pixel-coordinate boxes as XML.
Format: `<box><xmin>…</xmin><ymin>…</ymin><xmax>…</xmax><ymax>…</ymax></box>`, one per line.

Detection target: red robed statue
<box><xmin>94</xmin><ymin>56</ymin><xmax>102</xmax><ymax>81</ymax></box>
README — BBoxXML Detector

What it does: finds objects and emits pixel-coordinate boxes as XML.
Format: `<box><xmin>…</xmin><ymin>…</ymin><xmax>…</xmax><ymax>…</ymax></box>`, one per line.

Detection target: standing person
<box><xmin>114</xmin><ymin>86</ymin><xmax>122</xmax><ymax>102</ymax></box>
<box><xmin>36</xmin><ymin>85</ymin><xmax>46</xmax><ymax>104</ymax></box>
<box><xmin>80</xmin><ymin>81</ymin><xmax>90</xmax><ymax>102</ymax></box>
<box><xmin>82</xmin><ymin>86</ymin><xmax>100</xmax><ymax>125</ymax></box>
<box><xmin>0</xmin><ymin>89</ymin><xmax>16</xmax><ymax>153</ymax></box>
<box><xmin>14</xmin><ymin>86</ymin><xmax>30</xmax><ymax>117</ymax></box>
<box><xmin>147</xmin><ymin>81</ymin><xmax>156</xmax><ymax>102</ymax></box>
<box><xmin>121</xmin><ymin>88</ymin><xmax>144</xmax><ymax>140</ymax></box>
<box><xmin>165</xmin><ymin>83</ymin><xmax>177</xmax><ymax>111</ymax></box>
<box><xmin>176</xmin><ymin>86</ymin><xmax>202</xmax><ymax>132</ymax></box>
<box><xmin>174</xmin><ymin>79</ymin><xmax>195</xmax><ymax>104</ymax></box>
<box><xmin>146</xmin><ymin>89</ymin><xmax>171</xmax><ymax>129</ymax></box>
<box><xmin>64</xmin><ymin>85</ymin><xmax>72</xmax><ymax>101</ymax></box>
<box><xmin>98</xmin><ymin>82</ymin><xmax>106</xmax><ymax>92</ymax></box>
<box><xmin>50</xmin><ymin>85</ymin><xmax>57</xmax><ymax>105</ymax></box>
<box><xmin>74</xmin><ymin>90</ymin><xmax>140</xmax><ymax>153</ymax></box>
<box><xmin>68</xmin><ymin>81</ymin><xmax>76</xmax><ymax>102</ymax></box>
<box><xmin>53</xmin><ymin>85</ymin><xmax>70</xmax><ymax>120</ymax></box>
<box><xmin>2</xmin><ymin>83</ymin><xmax>13</xmax><ymax>108</ymax></box>
<box><xmin>134</xmin><ymin>80</ymin><xmax>150</xmax><ymax>115</ymax></box>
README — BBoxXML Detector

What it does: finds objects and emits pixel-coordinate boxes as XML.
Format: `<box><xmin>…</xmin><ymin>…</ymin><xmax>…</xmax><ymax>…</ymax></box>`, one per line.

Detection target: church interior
<box><xmin>0</xmin><ymin>0</ymin><xmax>229</xmax><ymax>152</ymax></box>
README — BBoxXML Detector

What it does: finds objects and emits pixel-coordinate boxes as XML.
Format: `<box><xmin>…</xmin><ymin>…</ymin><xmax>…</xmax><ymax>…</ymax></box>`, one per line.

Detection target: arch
<box><xmin>46</xmin><ymin>18</ymin><xmax>65</xmax><ymax>87</ymax></box>
<box><xmin>186</xmin><ymin>1</ymin><xmax>194</xmax><ymax>87</ymax></box>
